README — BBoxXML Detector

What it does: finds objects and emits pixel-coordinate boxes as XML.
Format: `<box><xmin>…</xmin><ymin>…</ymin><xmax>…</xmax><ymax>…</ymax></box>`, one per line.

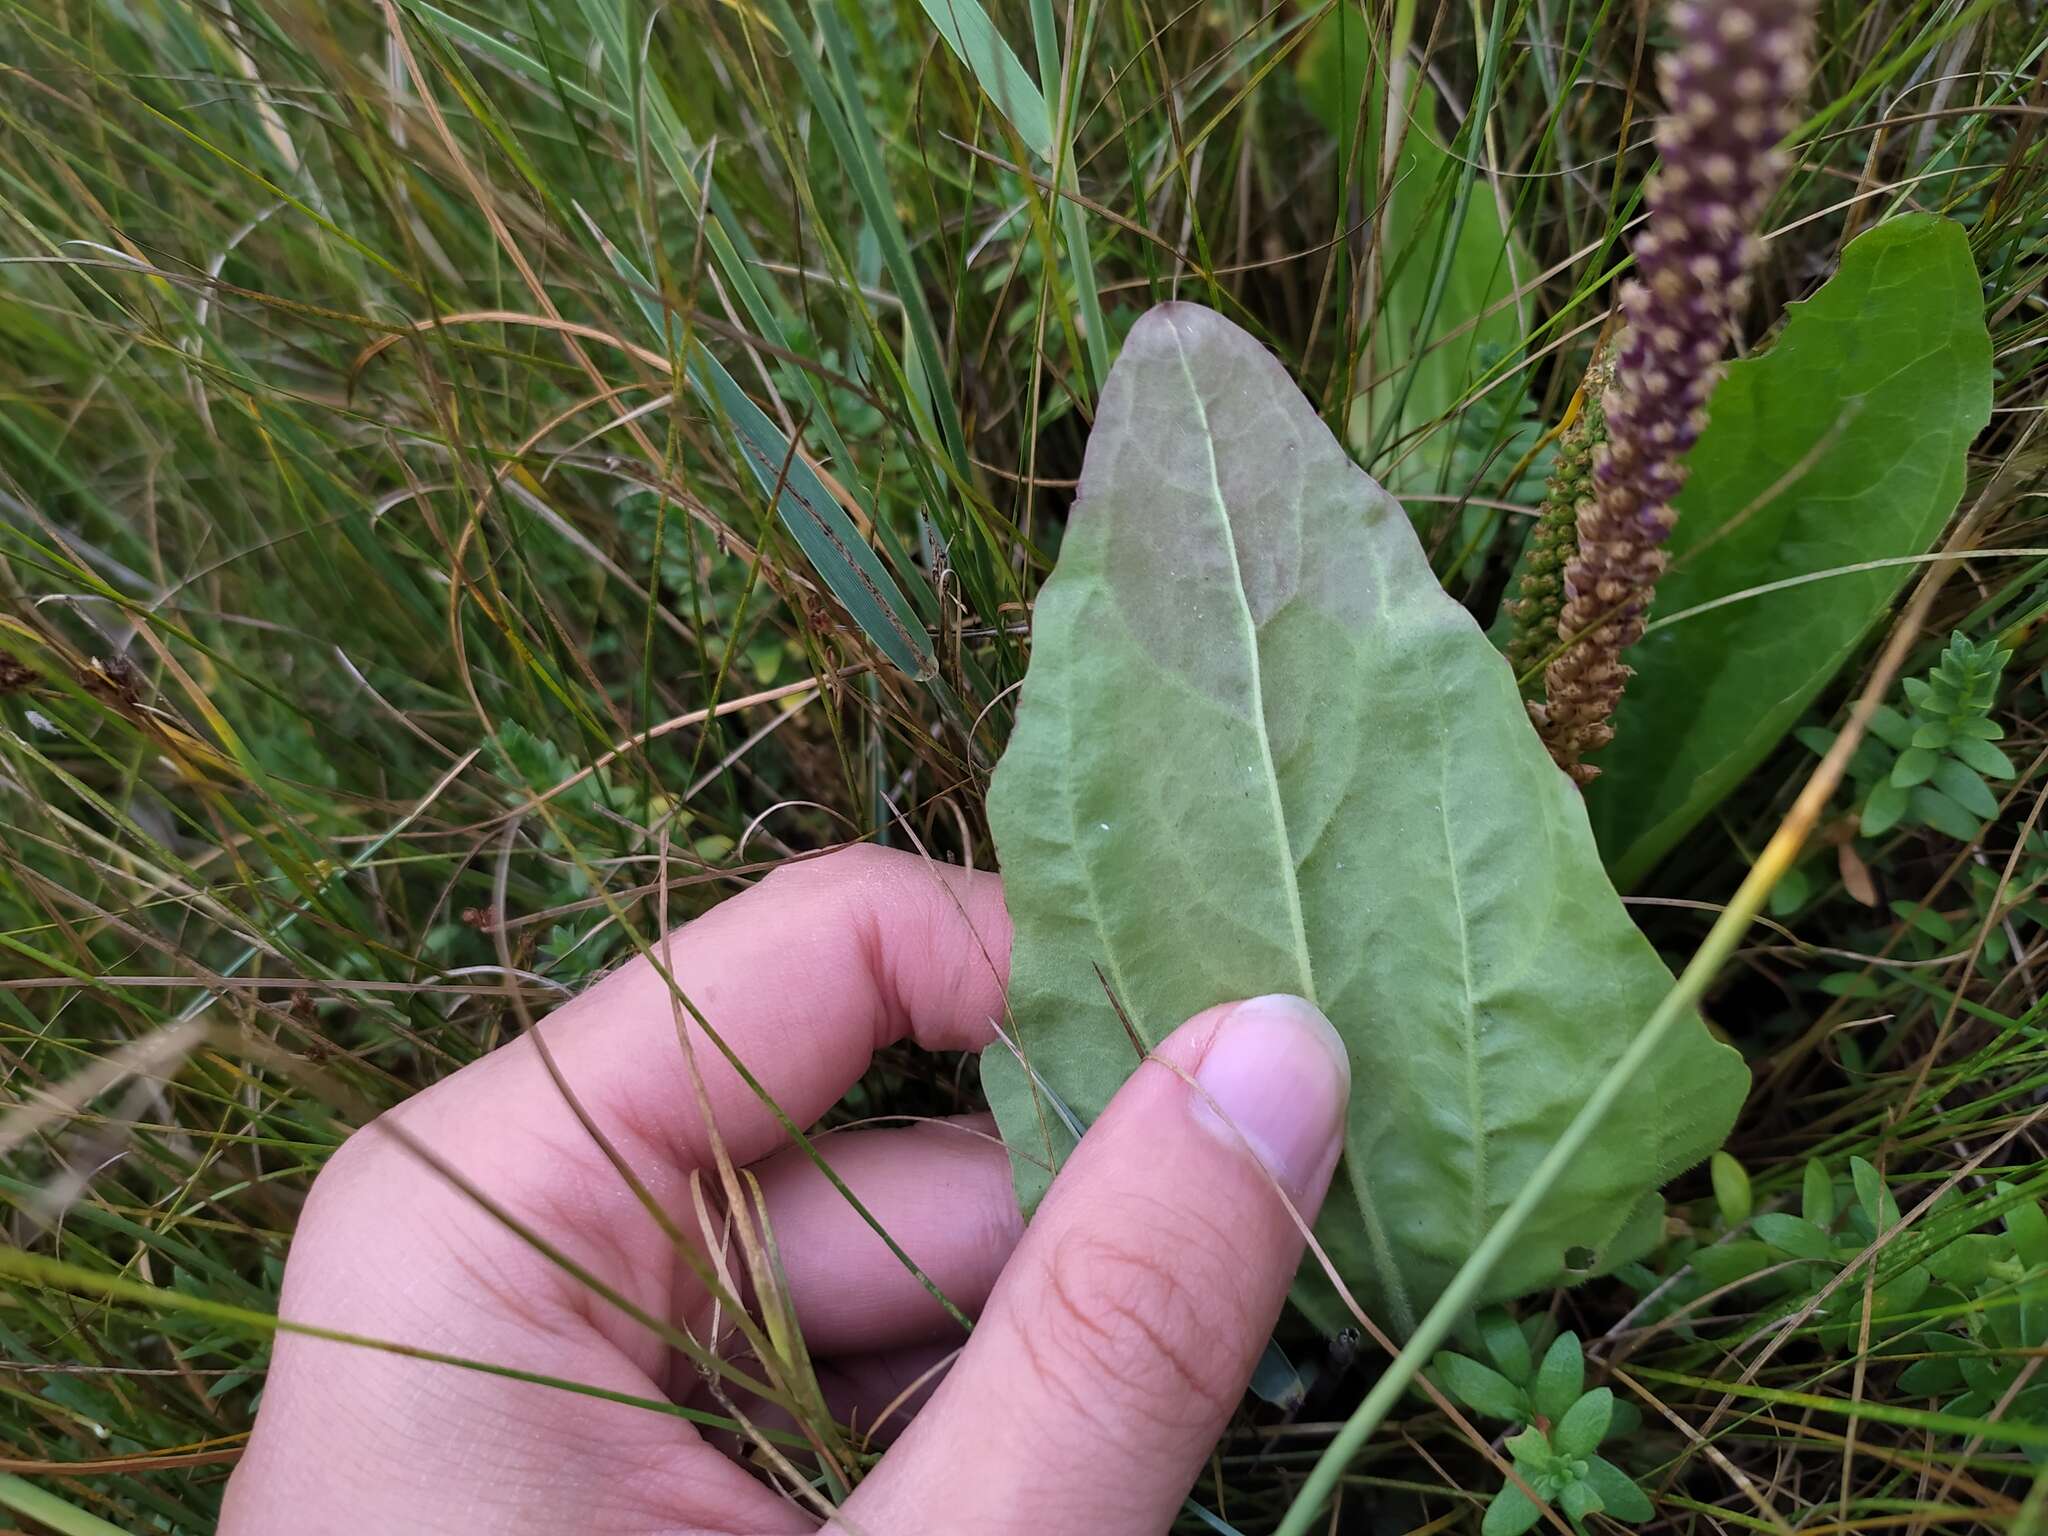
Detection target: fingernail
<box><xmin>1191</xmin><ymin>995</ymin><xmax>1351</xmax><ymax>1200</ymax></box>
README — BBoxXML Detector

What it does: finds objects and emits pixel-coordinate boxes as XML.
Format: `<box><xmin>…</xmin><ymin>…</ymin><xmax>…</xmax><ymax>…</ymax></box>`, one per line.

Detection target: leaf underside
<box><xmin>984</xmin><ymin>303</ymin><xmax>1748</xmax><ymax>1337</ymax></box>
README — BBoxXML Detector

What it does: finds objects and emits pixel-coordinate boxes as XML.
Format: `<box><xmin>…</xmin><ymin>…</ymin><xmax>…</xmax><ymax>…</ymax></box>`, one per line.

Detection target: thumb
<box><xmin>836</xmin><ymin>994</ymin><xmax>1351</xmax><ymax>1536</ymax></box>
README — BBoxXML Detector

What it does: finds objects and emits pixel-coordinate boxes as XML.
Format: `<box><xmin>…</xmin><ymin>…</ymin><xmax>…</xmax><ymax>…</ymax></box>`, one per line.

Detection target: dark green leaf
<box><xmin>1532</xmin><ymin>1331</ymin><xmax>1584</xmax><ymax>1423</ymax></box>
<box><xmin>1754</xmin><ymin>1212</ymin><xmax>1836</xmax><ymax>1261</ymax></box>
<box><xmin>2008</xmin><ymin>1200</ymin><xmax>2048</xmax><ymax>1269</ymax></box>
<box><xmin>1910</xmin><ymin>784</ymin><xmax>1983</xmax><ymax>842</ymax></box>
<box><xmin>1560</xmin><ymin>1478</ymin><xmax>1604</xmax><ymax>1528</ymax></box>
<box><xmin>983</xmin><ymin>304</ymin><xmax>1749</xmax><ymax>1335</ymax></box>
<box><xmin>1583</xmin><ymin>1457</ymin><xmax>1655</xmax><ymax>1523</ymax></box>
<box><xmin>1690</xmin><ymin>1239</ymin><xmax>1781</xmax><ymax>1289</ymax></box>
<box><xmin>1483</xmin><ymin>1481</ymin><xmax>1543</xmax><ymax>1536</ymax></box>
<box><xmin>1874</xmin><ymin>1264</ymin><xmax>1932</xmax><ymax>1321</ymax></box>
<box><xmin>1795</xmin><ymin>726</ymin><xmax>1839</xmax><ymax>756</ymax></box>
<box><xmin>588</xmin><ymin>229</ymin><xmax>939</xmax><ymax>683</ymax></box>
<box><xmin>2023</xmin><ymin>1294</ymin><xmax>2048</xmax><ymax>1350</ymax></box>
<box><xmin>1481</xmin><ymin>1309</ymin><xmax>1534</xmax><ymax>1385</ymax></box>
<box><xmin>1863</xmin><ymin>779</ymin><xmax>1909</xmax><ymax>837</ymax></box>
<box><xmin>1912</xmin><ymin>721</ymin><xmax>1955</xmax><ymax>750</ymax></box>
<box><xmin>1852</xmin><ymin>1157</ymin><xmax>1902</xmax><ymax>1233</ymax></box>
<box><xmin>1433</xmin><ymin>1351</ymin><xmax>1533</xmax><ymax>1423</ymax></box>
<box><xmin>1804</xmin><ymin>1160</ymin><xmax>1838</xmax><ymax>1227</ymax></box>
<box><xmin>1951</xmin><ymin>736</ymin><xmax>2016</xmax><ymax>779</ymax></box>
<box><xmin>1891</xmin><ymin>900</ymin><xmax>1957</xmax><ymax>942</ymax></box>
<box><xmin>1961</xmin><ymin>1354</ymin><xmax>2006</xmax><ymax>1394</ymax></box>
<box><xmin>1933</xmin><ymin>758</ymin><xmax>2002</xmax><ymax>819</ymax></box>
<box><xmin>1868</xmin><ymin>705</ymin><xmax>1917</xmax><ymax>751</ymax></box>
<box><xmin>1555</xmin><ymin>1387</ymin><xmax>1614</xmax><ymax>1458</ymax></box>
<box><xmin>1768</xmin><ymin>863</ymin><xmax>1812</xmax><ymax>916</ymax></box>
<box><xmin>1585</xmin><ymin>217</ymin><xmax>1992</xmax><ymax>883</ymax></box>
<box><xmin>1712</xmin><ymin>1151</ymin><xmax>1753</xmax><ymax>1227</ymax></box>
<box><xmin>1891</xmin><ymin>746</ymin><xmax>1938</xmax><ymax>787</ymax></box>
<box><xmin>1925</xmin><ymin>1234</ymin><xmax>2000</xmax><ymax>1288</ymax></box>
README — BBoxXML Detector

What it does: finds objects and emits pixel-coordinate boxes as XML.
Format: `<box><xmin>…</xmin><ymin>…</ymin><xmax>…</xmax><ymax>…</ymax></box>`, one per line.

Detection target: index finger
<box><xmin>526</xmin><ymin>844</ymin><xmax>1010</xmax><ymax>1173</ymax></box>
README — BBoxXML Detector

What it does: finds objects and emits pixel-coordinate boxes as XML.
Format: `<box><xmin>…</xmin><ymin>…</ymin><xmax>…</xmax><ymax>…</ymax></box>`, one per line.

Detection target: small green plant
<box><xmin>1428</xmin><ymin>1318</ymin><xmax>1652</xmax><ymax>1535</ymax></box>
<box><xmin>1899</xmin><ymin>1186</ymin><xmax>2048</xmax><ymax>1453</ymax></box>
<box><xmin>1624</xmin><ymin>1156</ymin><xmax>1931</xmax><ymax>1346</ymax></box>
<box><xmin>1801</xmin><ymin>630</ymin><xmax>2015</xmax><ymax>845</ymax></box>
<box><xmin>1632</xmin><ymin>1153</ymin><xmax>2048</xmax><ymax>1466</ymax></box>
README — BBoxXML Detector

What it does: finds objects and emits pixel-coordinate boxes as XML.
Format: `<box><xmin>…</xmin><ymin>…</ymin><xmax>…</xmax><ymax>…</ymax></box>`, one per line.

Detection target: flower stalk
<box><xmin>1534</xmin><ymin>0</ymin><xmax>1816</xmax><ymax>784</ymax></box>
<box><xmin>1505</xmin><ymin>349</ymin><xmax>1612</xmax><ymax>685</ymax></box>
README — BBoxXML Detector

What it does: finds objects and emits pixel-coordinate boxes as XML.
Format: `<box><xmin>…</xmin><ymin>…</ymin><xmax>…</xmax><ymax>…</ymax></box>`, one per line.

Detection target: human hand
<box><xmin>221</xmin><ymin>846</ymin><xmax>1351</xmax><ymax>1534</ymax></box>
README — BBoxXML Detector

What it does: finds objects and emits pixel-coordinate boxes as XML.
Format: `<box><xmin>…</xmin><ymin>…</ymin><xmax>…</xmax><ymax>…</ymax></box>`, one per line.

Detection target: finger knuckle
<box><xmin>299</xmin><ymin>1120</ymin><xmax>395</xmax><ymax>1229</ymax></box>
<box><xmin>758</xmin><ymin>843</ymin><xmax>900</xmax><ymax>901</ymax></box>
<box><xmin>1026</xmin><ymin>1213</ymin><xmax>1249</xmax><ymax>1433</ymax></box>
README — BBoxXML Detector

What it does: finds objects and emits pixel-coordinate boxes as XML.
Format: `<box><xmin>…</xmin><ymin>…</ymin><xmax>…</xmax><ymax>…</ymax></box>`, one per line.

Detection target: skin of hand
<box><xmin>220</xmin><ymin>845</ymin><xmax>1352</xmax><ymax>1535</ymax></box>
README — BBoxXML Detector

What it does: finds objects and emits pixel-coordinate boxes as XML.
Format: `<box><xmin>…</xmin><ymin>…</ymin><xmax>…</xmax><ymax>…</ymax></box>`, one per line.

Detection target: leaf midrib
<box><xmin>1168</xmin><ymin>328</ymin><xmax>1318</xmax><ymax>1010</ymax></box>
<box><xmin>1170</xmin><ymin>327</ymin><xmax>1421</xmax><ymax>1336</ymax></box>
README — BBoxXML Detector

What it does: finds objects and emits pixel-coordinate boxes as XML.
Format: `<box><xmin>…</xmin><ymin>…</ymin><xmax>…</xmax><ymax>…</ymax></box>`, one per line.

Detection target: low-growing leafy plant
<box><xmin>1902</xmin><ymin>1189</ymin><xmax>2048</xmax><ymax>1447</ymax></box>
<box><xmin>1799</xmin><ymin>630</ymin><xmax>2016</xmax><ymax>845</ymax></box>
<box><xmin>1428</xmin><ymin>1318</ymin><xmax>1652</xmax><ymax>1535</ymax></box>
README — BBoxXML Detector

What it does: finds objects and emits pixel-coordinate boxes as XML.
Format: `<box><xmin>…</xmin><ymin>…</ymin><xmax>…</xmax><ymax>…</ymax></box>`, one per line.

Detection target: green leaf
<box><xmin>1863</xmin><ymin>779</ymin><xmax>1909</xmax><ymax>837</ymax></box>
<box><xmin>2023</xmin><ymin>1294</ymin><xmax>2048</xmax><ymax>1350</ymax></box>
<box><xmin>1891</xmin><ymin>746</ymin><xmax>1938</xmax><ymax>787</ymax></box>
<box><xmin>1910</xmin><ymin>784</ymin><xmax>1983</xmax><ymax>842</ymax></box>
<box><xmin>1868</xmin><ymin>705</ymin><xmax>1917</xmax><ymax>751</ymax></box>
<box><xmin>1795</xmin><ymin>726</ymin><xmax>1839</xmax><ymax>757</ymax></box>
<box><xmin>1483</xmin><ymin>1481</ymin><xmax>1543</xmax><ymax>1536</ymax></box>
<box><xmin>1768</xmin><ymin>863</ymin><xmax>1812</xmax><ymax>916</ymax></box>
<box><xmin>1585</xmin><ymin>217</ymin><xmax>1993</xmax><ymax>884</ymax></box>
<box><xmin>1951</xmin><ymin>735</ymin><xmax>2016</xmax><ymax>779</ymax></box>
<box><xmin>1852</xmin><ymin>1157</ymin><xmax>1902</xmax><ymax>1233</ymax></box>
<box><xmin>2008</xmin><ymin>1200</ymin><xmax>2048</xmax><ymax>1269</ymax></box>
<box><xmin>1754</xmin><ymin>1212</ymin><xmax>1836</xmax><ymax>1261</ymax></box>
<box><xmin>1298</xmin><ymin>7</ymin><xmax>1528</xmax><ymax>495</ymax></box>
<box><xmin>1583</xmin><ymin>1456</ymin><xmax>1655</xmax><ymax>1524</ymax></box>
<box><xmin>982</xmin><ymin>304</ymin><xmax>1749</xmax><ymax>1336</ymax></box>
<box><xmin>1712</xmin><ymin>1151</ymin><xmax>1753</xmax><ymax>1227</ymax></box>
<box><xmin>1433</xmin><ymin>1351</ymin><xmax>1533</xmax><ymax>1423</ymax></box>
<box><xmin>1555</xmin><ymin>1387</ymin><xmax>1614</xmax><ymax>1458</ymax></box>
<box><xmin>1480</xmin><ymin>1309</ymin><xmax>1534</xmax><ymax>1384</ymax></box>
<box><xmin>1891</xmin><ymin>899</ymin><xmax>1957</xmax><ymax>942</ymax></box>
<box><xmin>914</xmin><ymin>0</ymin><xmax>1052</xmax><ymax>159</ymax></box>
<box><xmin>1506</xmin><ymin>1425</ymin><xmax>1554</xmax><ymax>1468</ymax></box>
<box><xmin>1933</xmin><ymin>757</ymin><xmax>2002</xmax><ymax>819</ymax></box>
<box><xmin>1912</xmin><ymin>720</ymin><xmax>1956</xmax><ymax>750</ymax></box>
<box><xmin>1804</xmin><ymin>1159</ymin><xmax>1838</xmax><ymax>1227</ymax></box>
<box><xmin>1532</xmin><ymin>1331</ymin><xmax>1584</xmax><ymax>1424</ymax></box>
<box><xmin>1690</xmin><ymin>1239</ymin><xmax>1779</xmax><ymax>1290</ymax></box>
<box><xmin>1925</xmin><ymin>1233</ymin><xmax>2000</xmax><ymax>1288</ymax></box>
<box><xmin>1898</xmin><ymin>1333</ymin><xmax>1972</xmax><ymax>1397</ymax></box>
<box><xmin>1560</xmin><ymin>1478</ymin><xmax>1604</xmax><ymax>1529</ymax></box>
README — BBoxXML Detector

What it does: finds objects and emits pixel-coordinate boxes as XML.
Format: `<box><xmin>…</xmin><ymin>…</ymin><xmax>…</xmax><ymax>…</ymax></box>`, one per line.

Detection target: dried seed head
<box><xmin>1537</xmin><ymin>0</ymin><xmax>1815</xmax><ymax>783</ymax></box>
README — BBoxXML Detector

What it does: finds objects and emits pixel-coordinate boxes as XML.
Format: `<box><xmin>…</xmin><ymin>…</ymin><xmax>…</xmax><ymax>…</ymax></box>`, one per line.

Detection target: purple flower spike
<box><xmin>1537</xmin><ymin>0</ymin><xmax>1815</xmax><ymax>785</ymax></box>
